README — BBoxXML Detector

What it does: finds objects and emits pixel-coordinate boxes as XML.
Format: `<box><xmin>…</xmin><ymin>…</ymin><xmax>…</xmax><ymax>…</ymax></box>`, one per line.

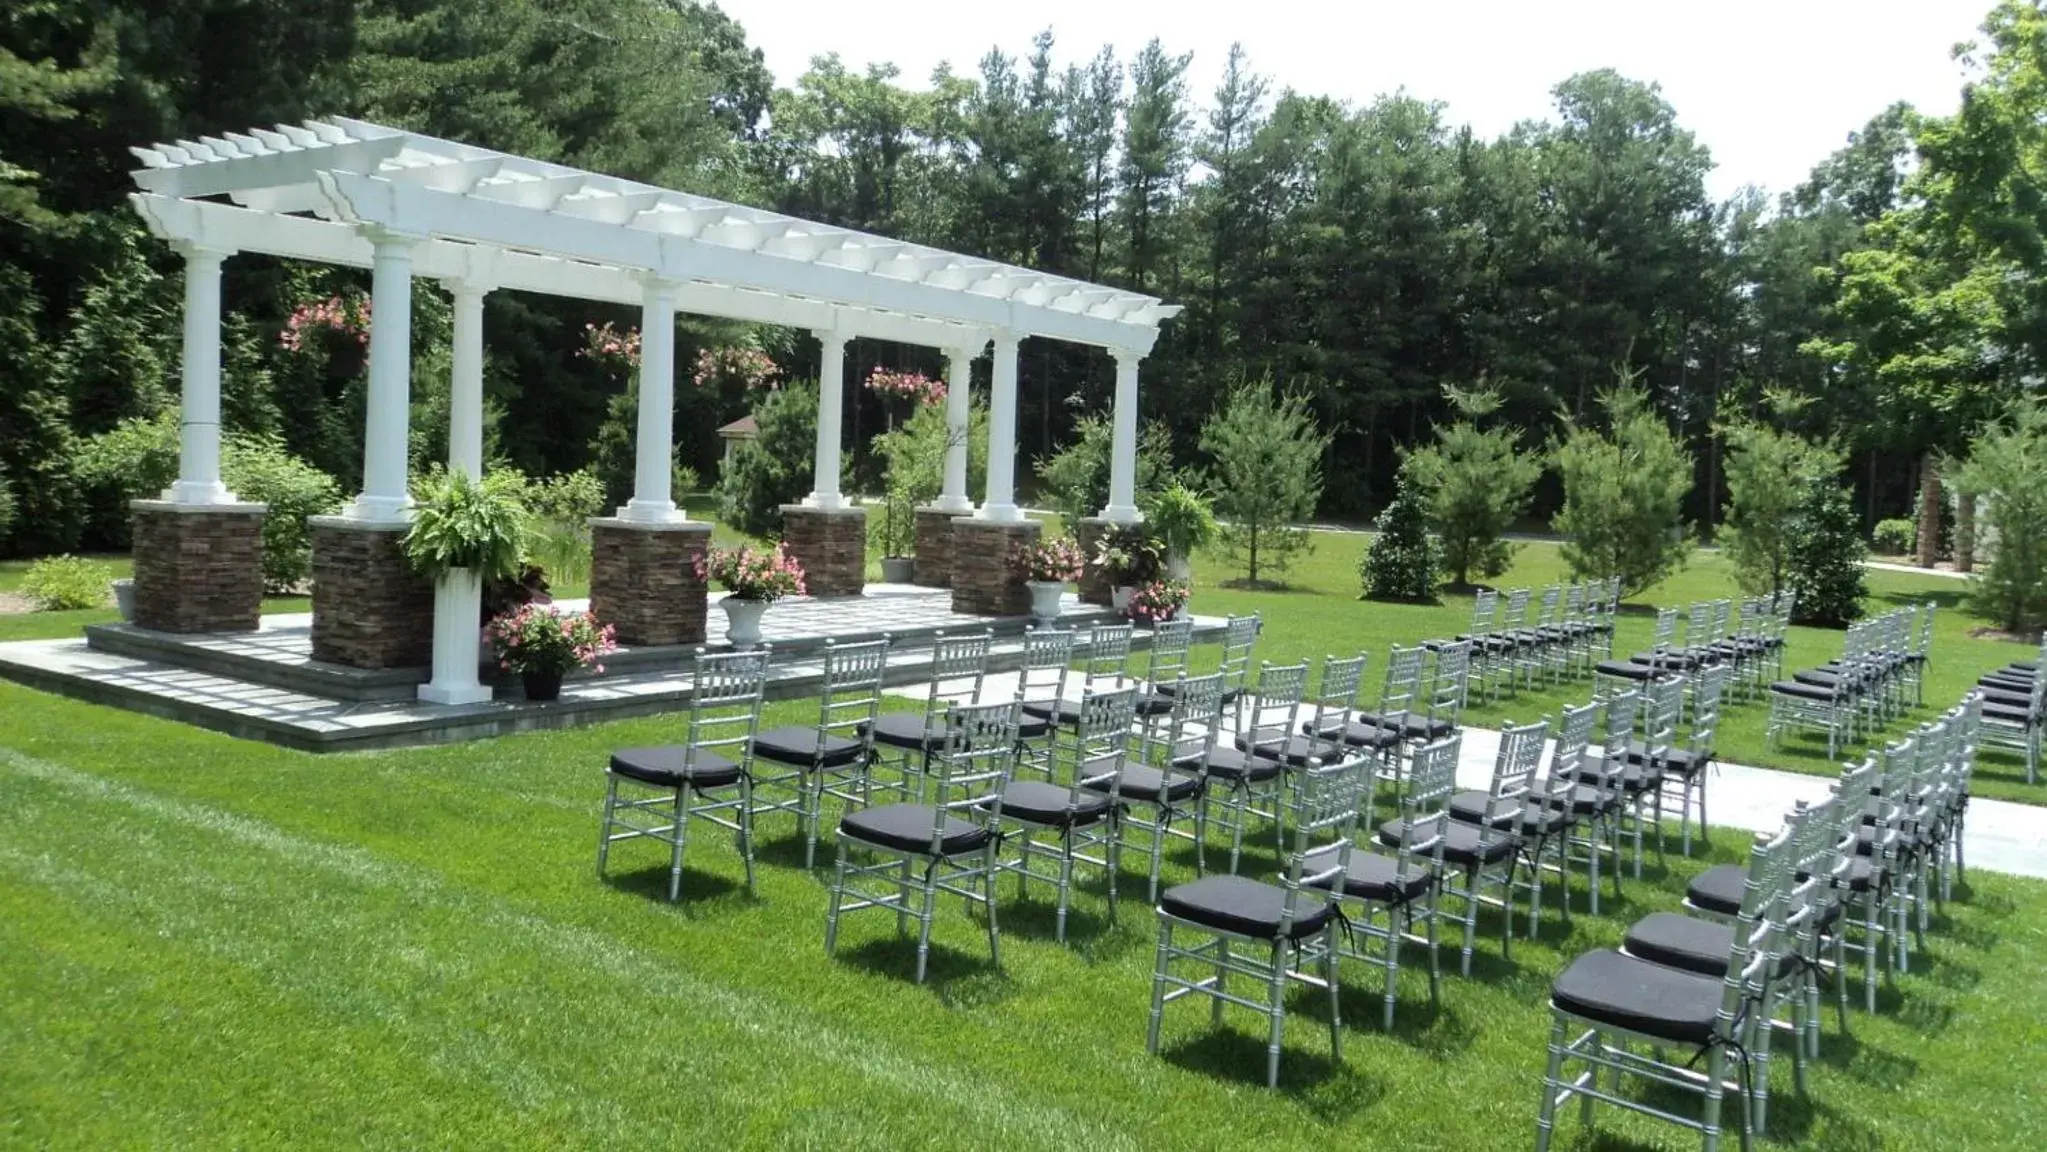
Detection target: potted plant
<box><xmin>1020</xmin><ymin>536</ymin><xmax>1085</xmax><ymax>622</ymax></box>
<box><xmin>702</xmin><ymin>543</ymin><xmax>807</xmax><ymax>647</ymax></box>
<box><xmin>875</xmin><ymin>483</ymin><xmax>917</xmax><ymax>583</ymax></box>
<box><xmin>1147</xmin><ymin>483</ymin><xmax>1219</xmax><ymax>581</ymax></box>
<box><xmin>405</xmin><ymin>469</ymin><xmax>528</xmax><ymax>588</ymax></box>
<box><xmin>487</xmin><ymin>603</ymin><xmax>616</xmax><ymax>701</ymax></box>
<box><xmin>1093</xmin><ymin>525</ymin><xmax>1162</xmax><ymax>611</ymax></box>
<box><xmin>1126</xmin><ymin>578</ymin><xmax>1191</xmax><ymax>625</ymax></box>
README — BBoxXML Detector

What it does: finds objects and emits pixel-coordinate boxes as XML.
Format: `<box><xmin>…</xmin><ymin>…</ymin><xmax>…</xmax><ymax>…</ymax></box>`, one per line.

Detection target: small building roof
<box><xmin>716</xmin><ymin>415</ymin><xmax>758</xmax><ymax>439</ymax></box>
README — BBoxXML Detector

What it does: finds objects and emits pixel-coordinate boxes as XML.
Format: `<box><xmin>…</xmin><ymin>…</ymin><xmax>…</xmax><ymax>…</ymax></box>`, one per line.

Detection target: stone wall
<box><xmin>1075</xmin><ymin>517</ymin><xmax>1115</xmax><ymax>607</ymax></box>
<box><xmin>588</xmin><ymin>519</ymin><xmax>713</xmax><ymax>647</ymax></box>
<box><xmin>912</xmin><ymin>507</ymin><xmax>960</xmax><ymax>588</ymax></box>
<box><xmin>950</xmin><ymin>517</ymin><xmax>1042</xmax><ymax>616</ymax></box>
<box><xmin>309</xmin><ymin>518</ymin><xmax>434</xmax><ymax>669</ymax></box>
<box><xmin>130</xmin><ymin>501</ymin><xmax>267</xmax><ymax>634</ymax></box>
<box><xmin>780</xmin><ymin>504</ymin><xmax>867</xmax><ymax>597</ymax></box>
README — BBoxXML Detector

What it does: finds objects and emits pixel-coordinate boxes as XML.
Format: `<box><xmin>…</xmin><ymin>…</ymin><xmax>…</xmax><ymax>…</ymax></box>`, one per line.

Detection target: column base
<box><xmin>780</xmin><ymin>504</ymin><xmax>867</xmax><ymax>597</ymax></box>
<box><xmin>1075</xmin><ymin>517</ymin><xmax>1116</xmax><ymax>607</ymax></box>
<box><xmin>310</xmin><ymin>516</ymin><xmax>434</xmax><ymax>669</ymax></box>
<box><xmin>589</xmin><ymin>518</ymin><xmax>713</xmax><ymax>647</ymax></box>
<box><xmin>130</xmin><ymin>500</ymin><xmax>268</xmax><ymax>633</ymax></box>
<box><xmin>949</xmin><ymin>517</ymin><xmax>1042</xmax><ymax>616</ymax></box>
<box><xmin>418</xmin><ymin>682</ymin><xmax>494</xmax><ymax>706</ymax></box>
<box><xmin>913</xmin><ymin>507</ymin><xmax>958</xmax><ymax>588</ymax></box>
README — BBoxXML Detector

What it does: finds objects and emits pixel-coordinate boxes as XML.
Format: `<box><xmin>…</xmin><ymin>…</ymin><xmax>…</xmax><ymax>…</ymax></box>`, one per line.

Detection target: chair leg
<box><xmin>824</xmin><ymin>842</ymin><xmax>848</xmax><ymax>955</ymax></box>
<box><xmin>1701</xmin><ymin>1042</ymin><xmax>1728</xmax><ymax>1152</ymax></box>
<box><xmin>1324</xmin><ymin>930</ymin><xmax>1343</xmax><ymax>1063</ymax></box>
<box><xmin>1146</xmin><ymin>921</ymin><xmax>1171</xmax><ymax>1055</ymax></box>
<box><xmin>1425</xmin><ymin>890</ymin><xmax>1442</xmax><ymax>1006</ymax></box>
<box><xmin>1054</xmin><ymin>840</ymin><xmax>1075</xmax><ymax>944</ymax></box>
<box><xmin>983</xmin><ymin>845</ymin><xmax>1002</xmax><ymax>970</ymax></box>
<box><xmin>738</xmin><ymin>778</ymin><xmax>757</xmax><ymax>896</ymax></box>
<box><xmin>1265</xmin><ymin>942</ymin><xmax>1287</xmax><ymax>1089</ymax></box>
<box><xmin>1214</xmin><ymin>938</ymin><xmax>1230</xmax><ymax>1027</ymax></box>
<box><xmin>1459</xmin><ymin>868</ymin><xmax>1480</xmax><ymax>978</ymax></box>
<box><xmin>914</xmin><ymin>867</ymin><xmax>940</xmax><ymax>984</ymax></box>
<box><xmin>1534</xmin><ymin>1015</ymin><xmax>1567</xmax><ymax>1152</ymax></box>
<box><xmin>667</xmin><ymin>788</ymin><xmax>689</xmax><ymax>903</ymax></box>
<box><xmin>596</xmin><ymin>775</ymin><xmax>620</xmax><ymax>877</ymax></box>
<box><xmin>1382</xmin><ymin>907</ymin><xmax>1401</xmax><ymax>1031</ymax></box>
<box><xmin>1751</xmin><ymin>984</ymin><xmax>1776</xmax><ymax>1135</ymax></box>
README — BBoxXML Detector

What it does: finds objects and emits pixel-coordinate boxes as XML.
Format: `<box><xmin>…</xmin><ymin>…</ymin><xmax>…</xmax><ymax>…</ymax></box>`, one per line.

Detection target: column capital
<box><xmin>1110</xmin><ymin>346</ymin><xmax>1146</xmax><ymax>368</ymax></box>
<box><xmin>635</xmin><ymin>271</ymin><xmax>684</xmax><ymax>301</ymax></box>
<box><xmin>812</xmin><ymin>326</ymin><xmax>852</xmax><ymax>348</ymax></box>
<box><xmin>360</xmin><ymin>224</ymin><xmax>426</xmax><ymax>250</ymax></box>
<box><xmin>944</xmin><ymin>343</ymin><xmax>986</xmax><ymax>365</ymax></box>
<box><xmin>441</xmin><ymin>277</ymin><xmax>494</xmax><ymax>301</ymax></box>
<box><xmin>172</xmin><ymin>241</ymin><xmax>233</xmax><ymax>265</ymax></box>
<box><xmin>990</xmin><ymin>329</ymin><xmax>1022</xmax><ymax>354</ymax></box>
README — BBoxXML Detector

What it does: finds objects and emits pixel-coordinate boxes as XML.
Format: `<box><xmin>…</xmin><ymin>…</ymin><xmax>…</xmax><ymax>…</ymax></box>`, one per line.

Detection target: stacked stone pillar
<box><xmin>1074</xmin><ymin>517</ymin><xmax>1116</xmax><ymax>607</ymax></box>
<box><xmin>912</xmin><ymin>507</ymin><xmax>958</xmax><ymax>588</ymax></box>
<box><xmin>950</xmin><ymin>516</ymin><xmax>1042</xmax><ymax>616</ymax></box>
<box><xmin>129</xmin><ymin>501</ymin><xmax>268</xmax><ymax>633</ymax></box>
<box><xmin>309</xmin><ymin>518</ymin><xmax>433</xmax><ymax>668</ymax></box>
<box><xmin>589</xmin><ymin>519</ymin><xmax>712</xmax><ymax>646</ymax></box>
<box><xmin>781</xmin><ymin>505</ymin><xmax>867</xmax><ymax>597</ymax></box>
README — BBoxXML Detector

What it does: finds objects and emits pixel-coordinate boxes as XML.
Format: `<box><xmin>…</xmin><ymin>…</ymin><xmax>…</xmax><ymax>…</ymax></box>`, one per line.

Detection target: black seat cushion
<box><xmin>1304</xmin><ymin>847</ymin><xmax>1435</xmax><ymax>903</ymax></box>
<box><xmin>840</xmin><ymin>802</ymin><xmax>992</xmax><ymax>856</ymax></box>
<box><xmin>1306</xmin><ymin>717</ymin><xmax>1403</xmax><ymax>749</ymax></box>
<box><xmin>1448</xmin><ymin>789</ymin><xmax>1572</xmax><ymax>836</ymax></box>
<box><xmin>1595</xmin><ymin>659</ymin><xmax>1656</xmax><ymax>681</ymax></box>
<box><xmin>1235</xmin><ymin>727</ymin><xmax>1338</xmax><ymax>766</ymax></box>
<box><xmin>1356</xmin><ymin>710</ymin><xmax>1457</xmax><ymax>742</ymax></box>
<box><xmin>1378</xmin><ymin>816</ymin><xmax>1517</xmax><ymax>866</ymax></box>
<box><xmin>1016</xmin><ymin>713</ymin><xmax>1051</xmax><ymax>740</ymax></box>
<box><xmin>999</xmin><ymin>780</ymin><xmax>1113</xmax><ymax>827</ymax></box>
<box><xmin>1623</xmin><ymin>912</ymin><xmax>1790</xmax><ymax>979</ymax></box>
<box><xmin>1089</xmin><ymin>763</ymin><xmax>1200</xmax><ymax>805</ymax></box>
<box><xmin>1159</xmin><ymin>874</ymin><xmax>1332</xmax><ymax>940</ymax></box>
<box><xmin>609</xmin><ymin>745</ymin><xmax>743</xmax><ymax>789</ymax></box>
<box><xmin>1551</xmin><ymin>949</ymin><xmax>1723</xmax><ymax>1045</ymax></box>
<box><xmin>1021</xmin><ymin>697</ymin><xmax>1085</xmax><ymax>725</ymax></box>
<box><xmin>1685</xmin><ymin>863</ymin><xmax>1745</xmax><ymax>916</ymax></box>
<box><xmin>1984</xmin><ymin>702</ymin><xmax>2040</xmax><ymax>725</ymax></box>
<box><xmin>1135</xmin><ymin>690</ymin><xmax>1178</xmax><ymax>717</ymax></box>
<box><xmin>1770</xmin><ymin>680</ymin><xmax>1840</xmax><ymax>701</ymax></box>
<box><xmin>1620</xmin><ymin>742</ymin><xmax>1707</xmax><ymax>778</ymax></box>
<box><xmin>1979</xmin><ymin>688</ymin><xmax>2034</xmax><ymax>709</ymax></box>
<box><xmin>751</xmin><ymin>725</ymin><xmax>865</xmax><ymax>768</ymax></box>
<box><xmin>1172</xmin><ymin>740</ymin><xmax>1284</xmax><ymax>784</ymax></box>
<box><xmin>863</xmin><ymin>712</ymin><xmax>946</xmax><ymax>753</ymax></box>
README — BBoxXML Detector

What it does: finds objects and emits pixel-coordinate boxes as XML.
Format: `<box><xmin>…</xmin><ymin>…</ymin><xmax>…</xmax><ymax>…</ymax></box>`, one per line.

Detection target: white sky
<box><xmin>719</xmin><ymin>0</ymin><xmax>1991</xmax><ymax>201</ymax></box>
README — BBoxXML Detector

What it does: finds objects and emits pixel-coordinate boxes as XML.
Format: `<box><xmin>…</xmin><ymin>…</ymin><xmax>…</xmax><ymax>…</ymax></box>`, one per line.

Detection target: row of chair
<box><xmin>1595</xmin><ymin>595</ymin><xmax>1793</xmax><ymax>704</ymax></box>
<box><xmin>1536</xmin><ymin>693</ymin><xmax>1982</xmax><ymax>1152</ymax></box>
<box><xmin>1766</xmin><ymin>604</ymin><xmax>1935</xmax><ymax>758</ymax></box>
<box><xmin>1977</xmin><ymin>637</ymin><xmax>2045</xmax><ymax>782</ymax></box>
<box><xmin>1462</xmin><ymin>579</ymin><xmax>1621</xmax><ymax>701</ymax></box>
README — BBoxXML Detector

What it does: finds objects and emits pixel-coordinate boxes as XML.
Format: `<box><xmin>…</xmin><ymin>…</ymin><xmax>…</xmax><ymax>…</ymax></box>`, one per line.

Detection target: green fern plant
<box><xmin>404</xmin><ymin>469</ymin><xmax>528</xmax><ymax>583</ymax></box>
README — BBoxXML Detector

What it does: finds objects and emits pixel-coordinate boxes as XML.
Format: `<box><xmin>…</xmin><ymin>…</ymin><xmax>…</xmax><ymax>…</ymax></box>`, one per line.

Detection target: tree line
<box><xmin>3</xmin><ymin>0</ymin><xmax>2044</xmax><ymax>567</ymax></box>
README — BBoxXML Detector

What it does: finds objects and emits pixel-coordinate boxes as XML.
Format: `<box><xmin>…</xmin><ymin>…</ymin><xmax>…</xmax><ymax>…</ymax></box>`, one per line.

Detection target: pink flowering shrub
<box><xmin>692</xmin><ymin>345</ymin><xmax>781</xmax><ymax>391</ymax></box>
<box><xmin>280</xmin><ymin>294</ymin><xmax>371</xmax><ymax>353</ymax></box>
<box><xmin>1125</xmin><ymin>579</ymin><xmax>1190</xmax><ymax>625</ymax></box>
<box><xmin>1020</xmin><ymin>537</ymin><xmax>1085</xmax><ymax>583</ymax></box>
<box><xmin>865</xmin><ymin>367</ymin><xmax>945</xmax><ymax>406</ymax></box>
<box><xmin>487</xmin><ymin>604</ymin><xmax>617</xmax><ymax>676</ymax></box>
<box><xmin>578</xmin><ymin>322</ymin><xmax>642</xmax><ymax>372</ymax></box>
<box><xmin>699</xmin><ymin>544</ymin><xmax>807</xmax><ymax>603</ymax></box>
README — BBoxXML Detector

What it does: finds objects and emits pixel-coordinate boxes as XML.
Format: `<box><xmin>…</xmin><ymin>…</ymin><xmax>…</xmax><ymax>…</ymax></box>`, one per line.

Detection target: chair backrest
<box><xmin>1501</xmin><ymin>587</ymin><xmax>1531</xmax><ymax>630</ymax></box>
<box><xmin>1641</xmin><ymin>675</ymin><xmax>1684</xmax><ymax>762</ymax></box>
<box><xmin>928</xmin><ymin>698</ymin><xmax>1023</xmax><ymax>847</ymax></box>
<box><xmin>810</xmin><ymin>637</ymin><xmax>890</xmax><ymax>754</ymax></box>
<box><xmin>1058</xmin><ymin>685</ymin><xmax>1139</xmax><ymax>809</ymax></box>
<box><xmin>1145</xmin><ymin>617</ymin><xmax>1195</xmax><ymax>684</ymax></box>
<box><xmin>919</xmin><ymin>629</ymin><xmax>991</xmax><ymax>731</ymax></box>
<box><xmin>1394</xmin><ymin>734</ymin><xmax>1462</xmax><ymax>878</ymax></box>
<box><xmin>1547</xmin><ymin>701</ymin><xmax>1600</xmax><ymax>795</ymax></box>
<box><xmin>1867</xmin><ymin>734</ymin><xmax>1918</xmax><ymax>869</ymax></box>
<box><xmin>1913</xmin><ymin>602</ymin><xmax>1937</xmax><ymax>657</ymax></box>
<box><xmin>1563</xmin><ymin>583</ymin><xmax>1587</xmax><ymax>625</ymax></box>
<box><xmin>1379</xmin><ymin>643</ymin><xmax>1427</xmax><ymax>716</ymax></box>
<box><xmin>1479</xmin><ymin>718</ymin><xmax>1548</xmax><ymax>830</ymax></box>
<box><xmin>1218</xmin><ymin>615</ymin><xmax>1262</xmax><ymax>696</ymax></box>
<box><xmin>1018</xmin><ymin>627</ymin><xmax>1075</xmax><ymax>705</ymax></box>
<box><xmin>1152</xmin><ymin>670</ymin><xmax>1227</xmax><ymax>769</ymax></box>
<box><xmin>1279</xmin><ymin>750</ymin><xmax>1374</xmax><ymax>936</ymax></box>
<box><xmin>1719</xmin><ymin>823</ymin><xmax>1795</xmax><ymax>1019</ymax></box>
<box><xmin>1534</xmin><ymin>585</ymin><xmax>1561</xmax><ymax>628</ymax></box>
<box><xmin>1308</xmin><ymin>653</ymin><xmax>1369</xmax><ymax>740</ymax></box>
<box><xmin>1247</xmin><ymin>660</ymin><xmax>1310</xmax><ymax>737</ymax></box>
<box><xmin>1599</xmin><ymin>687</ymin><xmax>1642</xmax><ymax>759</ymax></box>
<box><xmin>1688</xmin><ymin>663</ymin><xmax>1730</xmax><ymax>759</ymax></box>
<box><xmin>1470</xmin><ymin>588</ymin><xmax>1500</xmax><ymax>637</ymax></box>
<box><xmin>682</xmin><ymin>648</ymin><xmax>771</xmax><ymax>772</ymax></box>
<box><xmin>1426</xmin><ymin>640</ymin><xmax>1471</xmax><ymax>725</ymax></box>
<box><xmin>1083</xmin><ymin>622</ymin><xmax>1134</xmax><ymax>688</ymax></box>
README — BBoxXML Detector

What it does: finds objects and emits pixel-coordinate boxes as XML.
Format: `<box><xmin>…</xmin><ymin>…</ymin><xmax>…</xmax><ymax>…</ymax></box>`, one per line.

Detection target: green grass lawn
<box><xmin>2</xmin><ymin>685</ymin><xmax>2044</xmax><ymax>1149</ymax></box>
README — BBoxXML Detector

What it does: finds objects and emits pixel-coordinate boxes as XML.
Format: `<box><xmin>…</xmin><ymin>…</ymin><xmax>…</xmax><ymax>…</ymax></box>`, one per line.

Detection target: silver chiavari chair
<box><xmin>748</xmin><ymin>637</ymin><xmax>888</xmax><ymax>868</ymax></box>
<box><xmin>1397</xmin><ymin>718</ymin><xmax>1544</xmax><ymax>976</ymax></box>
<box><xmin>999</xmin><ymin>685</ymin><xmax>1138</xmax><ymax>942</ymax></box>
<box><xmin>1121</xmin><ymin>670</ymin><xmax>1227</xmax><ymax>901</ymax></box>
<box><xmin>1193</xmin><ymin>660</ymin><xmax>1309</xmax><ymax>874</ymax></box>
<box><xmin>863</xmin><ymin>629</ymin><xmax>990</xmax><ymax>800</ymax></box>
<box><xmin>824</xmin><ymin>697</ymin><xmax>1021</xmax><ymax>984</ymax></box>
<box><xmin>1014</xmin><ymin>626</ymin><xmax>1076</xmax><ymax>779</ymax></box>
<box><xmin>1137</xmin><ymin>616</ymin><xmax>1196</xmax><ymax>718</ymax></box>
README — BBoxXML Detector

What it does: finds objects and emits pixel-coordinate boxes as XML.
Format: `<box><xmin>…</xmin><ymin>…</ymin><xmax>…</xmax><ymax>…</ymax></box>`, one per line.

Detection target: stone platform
<box><xmin>0</xmin><ymin>585</ymin><xmax>1209</xmax><ymax>753</ymax></box>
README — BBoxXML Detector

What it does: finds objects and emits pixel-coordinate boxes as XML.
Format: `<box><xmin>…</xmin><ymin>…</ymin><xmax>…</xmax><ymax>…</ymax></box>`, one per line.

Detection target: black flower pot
<box><xmin>522</xmin><ymin>668</ymin><xmax>564</xmax><ymax>702</ymax></box>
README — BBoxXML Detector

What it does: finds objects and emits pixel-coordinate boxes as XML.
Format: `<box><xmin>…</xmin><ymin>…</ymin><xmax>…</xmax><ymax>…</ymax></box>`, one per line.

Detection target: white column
<box><xmin>1101</xmin><ymin>349</ymin><xmax>1143</xmax><ymax>523</ymax></box>
<box><xmin>621</xmin><ymin>278</ymin><xmax>682</xmax><ymax>523</ymax></box>
<box><xmin>420</xmin><ymin>278</ymin><xmax>493</xmax><ymax>707</ymax></box>
<box><xmin>447</xmin><ymin>281</ymin><xmax>488</xmax><ymax>479</ymax></box>
<box><xmin>167</xmin><ymin>243</ymin><xmax>236</xmax><ymax>504</ymax></box>
<box><xmin>352</xmin><ymin>228</ymin><xmax>420</xmax><ymax>522</ymax></box>
<box><xmin>935</xmin><ymin>344</ymin><xmax>977</xmax><ymax>513</ymax></box>
<box><xmin>979</xmin><ymin>332</ymin><xmax>1022</xmax><ymax>521</ymax></box>
<box><xmin>806</xmin><ymin>329</ymin><xmax>849</xmax><ymax>509</ymax></box>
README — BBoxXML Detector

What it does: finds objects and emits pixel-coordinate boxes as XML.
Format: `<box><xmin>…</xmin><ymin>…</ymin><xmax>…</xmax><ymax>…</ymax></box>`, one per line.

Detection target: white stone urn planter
<box><xmin>112</xmin><ymin>578</ymin><xmax>136</xmax><ymax>623</ymax></box>
<box><xmin>1111</xmin><ymin>585</ymin><xmax>1136</xmax><ymax>612</ymax></box>
<box><xmin>1027</xmin><ymin>580</ymin><xmax>1066</xmax><ymax>622</ymax></box>
<box><xmin>879</xmin><ymin>556</ymin><xmax>915</xmax><ymax>583</ymax></box>
<box><xmin>722</xmin><ymin>597</ymin><xmax>769</xmax><ymax>647</ymax></box>
<box><xmin>1165</xmin><ymin>552</ymin><xmax>1192</xmax><ymax>581</ymax></box>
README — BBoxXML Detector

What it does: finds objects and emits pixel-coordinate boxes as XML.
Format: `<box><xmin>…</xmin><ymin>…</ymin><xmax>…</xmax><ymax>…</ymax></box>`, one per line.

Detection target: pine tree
<box><xmin>1360</xmin><ymin>470</ymin><xmax>1439</xmax><ymax>602</ymax></box>
<box><xmin>1960</xmin><ymin>395</ymin><xmax>2047</xmax><ymax>634</ymax></box>
<box><xmin>1200</xmin><ymin>378</ymin><xmax>1329</xmax><ymax>586</ymax></box>
<box><xmin>1551</xmin><ymin>372</ymin><xmax>1694</xmax><ymax>596</ymax></box>
<box><xmin>1720</xmin><ymin>412</ymin><xmax>1839</xmax><ymax>600</ymax></box>
<box><xmin>1785</xmin><ymin>474</ymin><xmax>1868</xmax><ymax>627</ymax></box>
<box><xmin>1402</xmin><ymin>381</ymin><xmax>1538</xmax><ymax>587</ymax></box>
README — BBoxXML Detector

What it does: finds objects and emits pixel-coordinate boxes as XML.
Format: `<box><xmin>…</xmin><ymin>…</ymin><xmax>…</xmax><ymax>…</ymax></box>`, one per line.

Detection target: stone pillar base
<box><xmin>913</xmin><ymin>506</ymin><xmax>966</xmax><ymax>588</ymax></box>
<box><xmin>1075</xmin><ymin>517</ymin><xmax>1116</xmax><ymax>607</ymax></box>
<box><xmin>781</xmin><ymin>504</ymin><xmax>867</xmax><ymax>597</ymax></box>
<box><xmin>130</xmin><ymin>500</ymin><xmax>268</xmax><ymax>633</ymax></box>
<box><xmin>310</xmin><ymin>516</ymin><xmax>434</xmax><ymax>669</ymax></box>
<box><xmin>950</xmin><ymin>517</ymin><xmax>1043</xmax><ymax>616</ymax></box>
<box><xmin>589</xmin><ymin>518</ymin><xmax>713</xmax><ymax>647</ymax></box>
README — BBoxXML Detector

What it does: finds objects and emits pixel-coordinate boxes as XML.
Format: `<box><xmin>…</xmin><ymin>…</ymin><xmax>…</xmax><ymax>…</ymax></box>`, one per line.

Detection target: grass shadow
<box><xmin>1817</xmin><ymin>1028</ymin><xmax>1920</xmax><ymax>1090</ymax></box>
<box><xmin>832</xmin><ymin>934</ymin><xmax>1014</xmax><ymax>1006</ymax></box>
<box><xmin>1155</xmin><ymin>1026</ymin><xmax>1380</xmax><ymax>1118</ymax></box>
<box><xmin>598</xmin><ymin>862</ymin><xmax>746</xmax><ymax>910</ymax></box>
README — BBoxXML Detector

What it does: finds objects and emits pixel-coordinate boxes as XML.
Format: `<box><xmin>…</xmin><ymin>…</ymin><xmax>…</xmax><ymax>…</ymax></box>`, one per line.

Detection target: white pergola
<box><xmin>128</xmin><ymin>117</ymin><xmax>1178</xmax><ymax>703</ymax></box>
